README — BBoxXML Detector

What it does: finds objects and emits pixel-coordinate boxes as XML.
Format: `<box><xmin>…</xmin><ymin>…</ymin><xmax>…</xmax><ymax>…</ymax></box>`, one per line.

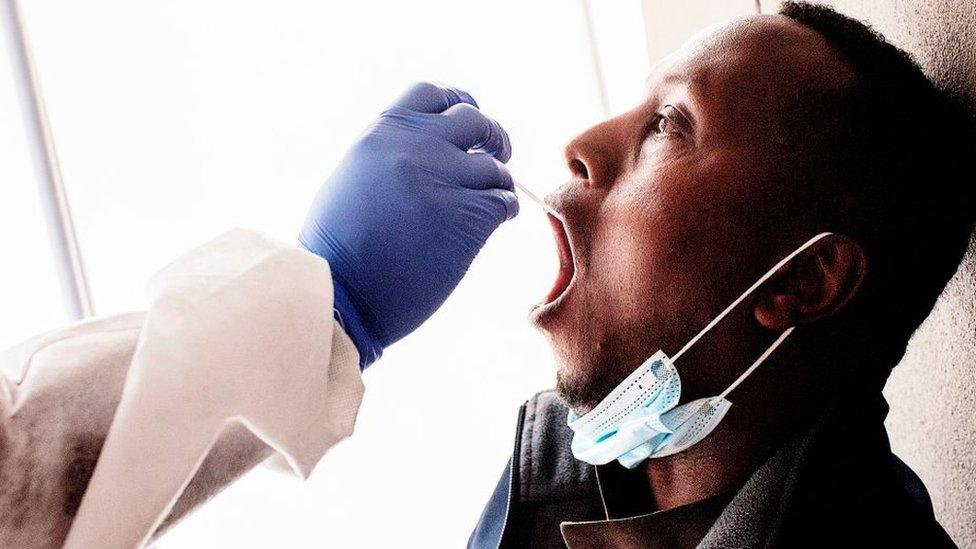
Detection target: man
<box><xmin>469</xmin><ymin>2</ymin><xmax>974</xmax><ymax>547</ymax></box>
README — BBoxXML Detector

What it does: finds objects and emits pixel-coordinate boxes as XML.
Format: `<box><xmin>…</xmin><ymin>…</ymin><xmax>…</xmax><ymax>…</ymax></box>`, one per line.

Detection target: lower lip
<box><xmin>530</xmin><ymin>287</ymin><xmax>571</xmax><ymax>322</ymax></box>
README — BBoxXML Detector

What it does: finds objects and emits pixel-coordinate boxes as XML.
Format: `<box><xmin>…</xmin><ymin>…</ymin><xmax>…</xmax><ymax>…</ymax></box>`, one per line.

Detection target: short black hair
<box><xmin>778</xmin><ymin>2</ymin><xmax>976</xmax><ymax>367</ymax></box>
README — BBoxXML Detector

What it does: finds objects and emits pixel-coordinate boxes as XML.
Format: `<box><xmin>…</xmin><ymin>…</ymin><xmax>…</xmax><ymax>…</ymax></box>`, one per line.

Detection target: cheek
<box><xmin>591</xmin><ymin>226</ymin><xmax>653</xmax><ymax>317</ymax></box>
<box><xmin>586</xmin><ymin>176</ymin><xmax>715</xmax><ymax>345</ymax></box>
<box><xmin>581</xmin><ymin>212</ymin><xmax>674</xmax><ymax>358</ymax></box>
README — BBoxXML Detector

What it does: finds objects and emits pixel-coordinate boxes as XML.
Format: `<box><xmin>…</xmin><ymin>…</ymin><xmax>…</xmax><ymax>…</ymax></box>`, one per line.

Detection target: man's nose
<box><xmin>563</xmin><ymin>118</ymin><xmax>626</xmax><ymax>189</ymax></box>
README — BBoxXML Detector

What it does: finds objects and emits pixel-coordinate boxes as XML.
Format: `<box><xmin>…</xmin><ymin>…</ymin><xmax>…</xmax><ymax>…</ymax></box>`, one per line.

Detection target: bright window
<box><xmin>0</xmin><ymin>16</ymin><xmax>64</xmax><ymax>349</ymax></box>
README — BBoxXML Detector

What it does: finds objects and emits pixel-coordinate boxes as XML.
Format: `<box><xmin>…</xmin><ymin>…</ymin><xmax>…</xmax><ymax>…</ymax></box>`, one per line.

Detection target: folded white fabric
<box><xmin>63</xmin><ymin>229</ymin><xmax>363</xmax><ymax>549</ymax></box>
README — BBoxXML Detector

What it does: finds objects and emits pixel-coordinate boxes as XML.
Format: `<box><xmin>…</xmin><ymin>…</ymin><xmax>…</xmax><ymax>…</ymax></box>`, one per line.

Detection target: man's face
<box><xmin>531</xmin><ymin>15</ymin><xmax>855</xmax><ymax>413</ymax></box>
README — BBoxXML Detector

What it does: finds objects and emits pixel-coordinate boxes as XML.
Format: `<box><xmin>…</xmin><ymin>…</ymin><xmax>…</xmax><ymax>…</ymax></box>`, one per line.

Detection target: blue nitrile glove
<box><xmin>299</xmin><ymin>82</ymin><xmax>519</xmax><ymax>369</ymax></box>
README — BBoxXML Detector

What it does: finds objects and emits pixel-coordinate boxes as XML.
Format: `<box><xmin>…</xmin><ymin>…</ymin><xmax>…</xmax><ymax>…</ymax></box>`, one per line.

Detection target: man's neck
<box><xmin>638</xmin><ymin>342</ymin><xmax>844</xmax><ymax>511</ymax></box>
<box><xmin>641</xmin><ymin>408</ymin><xmax>786</xmax><ymax>511</ymax></box>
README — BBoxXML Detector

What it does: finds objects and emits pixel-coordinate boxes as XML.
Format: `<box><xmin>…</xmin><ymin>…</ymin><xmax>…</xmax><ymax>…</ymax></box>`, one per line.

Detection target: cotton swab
<box><xmin>513</xmin><ymin>181</ymin><xmax>565</xmax><ymax>223</ymax></box>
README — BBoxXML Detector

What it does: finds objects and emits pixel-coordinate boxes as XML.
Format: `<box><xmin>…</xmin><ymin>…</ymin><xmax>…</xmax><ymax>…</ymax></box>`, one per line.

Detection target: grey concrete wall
<box><xmin>756</xmin><ymin>1</ymin><xmax>976</xmax><ymax>545</ymax></box>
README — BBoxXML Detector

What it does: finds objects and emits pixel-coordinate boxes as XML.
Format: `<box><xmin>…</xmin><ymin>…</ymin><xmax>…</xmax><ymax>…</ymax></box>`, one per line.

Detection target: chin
<box><xmin>545</xmin><ymin>311</ymin><xmax>649</xmax><ymax>416</ymax></box>
<box><xmin>545</xmin><ymin>330</ymin><xmax>609</xmax><ymax>414</ymax></box>
<box><xmin>555</xmin><ymin>367</ymin><xmax>594</xmax><ymax>415</ymax></box>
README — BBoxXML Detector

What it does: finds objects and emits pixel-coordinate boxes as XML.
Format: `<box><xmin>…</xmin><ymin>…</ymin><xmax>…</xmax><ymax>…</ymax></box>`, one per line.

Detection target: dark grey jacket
<box><xmin>468</xmin><ymin>390</ymin><xmax>956</xmax><ymax>548</ymax></box>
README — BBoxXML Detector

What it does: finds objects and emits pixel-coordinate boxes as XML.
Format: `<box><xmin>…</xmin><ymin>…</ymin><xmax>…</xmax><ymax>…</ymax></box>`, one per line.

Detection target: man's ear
<box><xmin>754</xmin><ymin>235</ymin><xmax>867</xmax><ymax>330</ymax></box>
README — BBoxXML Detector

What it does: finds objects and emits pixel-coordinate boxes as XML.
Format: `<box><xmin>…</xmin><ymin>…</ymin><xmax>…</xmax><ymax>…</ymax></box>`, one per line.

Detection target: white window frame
<box><xmin>2</xmin><ymin>0</ymin><xmax>92</xmax><ymax>320</ymax></box>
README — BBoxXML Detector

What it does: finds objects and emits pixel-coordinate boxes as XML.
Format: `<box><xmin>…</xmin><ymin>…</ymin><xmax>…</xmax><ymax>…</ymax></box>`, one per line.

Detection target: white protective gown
<box><xmin>0</xmin><ymin>230</ymin><xmax>364</xmax><ymax>548</ymax></box>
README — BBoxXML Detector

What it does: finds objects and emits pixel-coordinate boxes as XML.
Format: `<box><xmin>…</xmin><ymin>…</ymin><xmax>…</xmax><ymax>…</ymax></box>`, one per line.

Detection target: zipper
<box><xmin>496</xmin><ymin>402</ymin><xmax>527</xmax><ymax>549</ymax></box>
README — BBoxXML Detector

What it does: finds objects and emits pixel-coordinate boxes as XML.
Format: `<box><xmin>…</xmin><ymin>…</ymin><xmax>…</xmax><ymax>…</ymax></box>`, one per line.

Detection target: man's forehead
<box><xmin>644</xmin><ymin>14</ymin><xmax>854</xmax><ymax>104</ymax></box>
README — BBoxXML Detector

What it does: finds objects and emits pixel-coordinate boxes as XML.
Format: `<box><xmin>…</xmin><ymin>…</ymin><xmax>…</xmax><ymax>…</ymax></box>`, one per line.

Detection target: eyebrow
<box><xmin>645</xmin><ymin>69</ymin><xmax>695</xmax><ymax>90</ymax></box>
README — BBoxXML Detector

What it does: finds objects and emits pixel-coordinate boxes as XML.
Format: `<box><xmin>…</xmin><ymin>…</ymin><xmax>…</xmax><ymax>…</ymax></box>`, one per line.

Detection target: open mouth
<box><xmin>544</xmin><ymin>213</ymin><xmax>576</xmax><ymax>304</ymax></box>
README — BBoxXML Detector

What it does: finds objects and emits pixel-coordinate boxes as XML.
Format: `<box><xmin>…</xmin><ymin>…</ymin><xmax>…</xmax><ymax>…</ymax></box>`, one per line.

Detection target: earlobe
<box><xmin>754</xmin><ymin>235</ymin><xmax>867</xmax><ymax>330</ymax></box>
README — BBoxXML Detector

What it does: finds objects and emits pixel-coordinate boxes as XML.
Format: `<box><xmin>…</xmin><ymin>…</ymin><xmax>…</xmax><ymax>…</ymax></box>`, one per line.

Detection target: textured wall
<box><xmin>756</xmin><ymin>0</ymin><xmax>976</xmax><ymax>545</ymax></box>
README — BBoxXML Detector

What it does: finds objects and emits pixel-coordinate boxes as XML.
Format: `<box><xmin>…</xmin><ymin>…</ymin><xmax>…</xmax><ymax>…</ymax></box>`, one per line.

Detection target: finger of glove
<box><xmin>482</xmin><ymin>188</ymin><xmax>520</xmax><ymax>222</ymax></box>
<box><xmin>439</xmin><ymin>103</ymin><xmax>512</xmax><ymax>163</ymax></box>
<box><xmin>462</xmin><ymin>152</ymin><xmax>515</xmax><ymax>192</ymax></box>
<box><xmin>389</xmin><ymin>82</ymin><xmax>477</xmax><ymax>114</ymax></box>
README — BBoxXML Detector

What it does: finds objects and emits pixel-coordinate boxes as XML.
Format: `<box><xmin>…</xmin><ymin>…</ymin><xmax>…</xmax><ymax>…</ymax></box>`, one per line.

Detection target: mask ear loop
<box><xmin>715</xmin><ymin>326</ymin><xmax>793</xmax><ymax>401</ymax></box>
<box><xmin>670</xmin><ymin>231</ymin><xmax>833</xmax><ymax>364</ymax></box>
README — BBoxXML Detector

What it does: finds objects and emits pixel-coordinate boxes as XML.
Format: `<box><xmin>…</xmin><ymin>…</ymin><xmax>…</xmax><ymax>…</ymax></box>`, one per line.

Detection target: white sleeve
<box><xmin>62</xmin><ymin>229</ymin><xmax>364</xmax><ymax>549</ymax></box>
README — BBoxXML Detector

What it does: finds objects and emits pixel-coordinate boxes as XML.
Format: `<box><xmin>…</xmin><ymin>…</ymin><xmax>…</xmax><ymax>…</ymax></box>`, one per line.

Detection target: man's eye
<box><xmin>637</xmin><ymin>104</ymin><xmax>689</xmax><ymax>159</ymax></box>
<box><xmin>649</xmin><ymin>113</ymin><xmax>680</xmax><ymax>139</ymax></box>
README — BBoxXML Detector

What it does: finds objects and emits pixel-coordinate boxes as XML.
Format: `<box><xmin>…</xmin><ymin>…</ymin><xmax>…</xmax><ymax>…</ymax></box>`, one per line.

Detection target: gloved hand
<box><xmin>300</xmin><ymin>82</ymin><xmax>518</xmax><ymax>368</ymax></box>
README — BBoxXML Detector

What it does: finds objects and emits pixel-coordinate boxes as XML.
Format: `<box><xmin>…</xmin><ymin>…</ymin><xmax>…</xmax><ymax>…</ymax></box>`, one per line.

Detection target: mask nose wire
<box><xmin>670</xmin><ymin>232</ymin><xmax>834</xmax><ymax>364</ymax></box>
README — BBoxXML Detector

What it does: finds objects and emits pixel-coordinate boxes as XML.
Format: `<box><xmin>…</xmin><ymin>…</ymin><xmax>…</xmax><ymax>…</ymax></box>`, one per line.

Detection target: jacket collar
<box><xmin>561</xmin><ymin>394</ymin><xmax>897</xmax><ymax>548</ymax></box>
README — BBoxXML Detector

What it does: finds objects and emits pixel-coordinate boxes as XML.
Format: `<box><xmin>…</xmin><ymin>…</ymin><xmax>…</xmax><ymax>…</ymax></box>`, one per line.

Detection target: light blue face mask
<box><xmin>567</xmin><ymin>233</ymin><xmax>832</xmax><ymax>469</ymax></box>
